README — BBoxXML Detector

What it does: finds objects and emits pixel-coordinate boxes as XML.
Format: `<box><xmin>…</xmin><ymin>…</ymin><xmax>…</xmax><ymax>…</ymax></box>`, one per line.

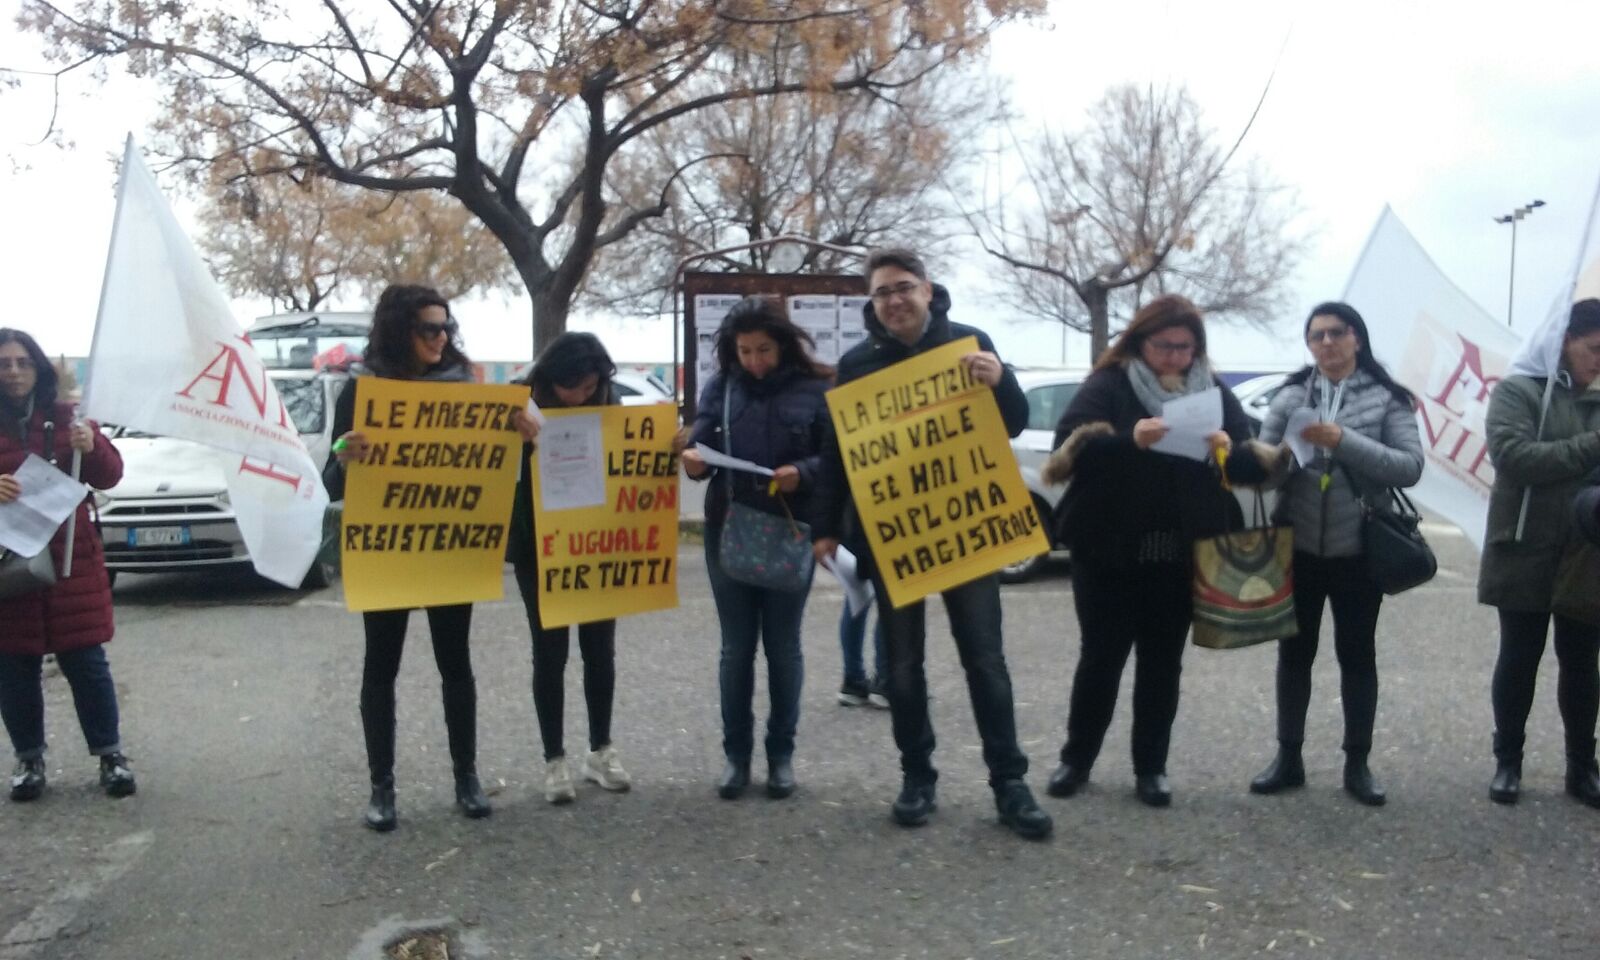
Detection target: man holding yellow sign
<box><xmin>812</xmin><ymin>248</ymin><xmax>1053</xmax><ymax>840</ymax></box>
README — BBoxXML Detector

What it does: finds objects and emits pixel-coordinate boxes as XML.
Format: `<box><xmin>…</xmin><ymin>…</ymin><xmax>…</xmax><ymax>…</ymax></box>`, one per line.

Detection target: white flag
<box><xmin>82</xmin><ymin>137</ymin><xmax>328</xmax><ymax>587</ymax></box>
<box><xmin>1343</xmin><ymin>206</ymin><xmax>1520</xmax><ymax>550</ymax></box>
<box><xmin>1509</xmin><ymin>172</ymin><xmax>1600</xmax><ymax>381</ymax></box>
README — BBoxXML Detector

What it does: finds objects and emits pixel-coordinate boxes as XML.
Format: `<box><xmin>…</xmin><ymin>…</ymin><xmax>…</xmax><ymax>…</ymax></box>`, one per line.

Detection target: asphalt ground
<box><xmin>0</xmin><ymin>526</ymin><xmax>1596</xmax><ymax>959</ymax></box>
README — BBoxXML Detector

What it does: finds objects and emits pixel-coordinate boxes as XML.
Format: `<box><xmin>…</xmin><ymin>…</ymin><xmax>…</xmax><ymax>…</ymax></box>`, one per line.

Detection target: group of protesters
<box><xmin>6</xmin><ymin>247</ymin><xmax>1600</xmax><ymax>842</ymax></box>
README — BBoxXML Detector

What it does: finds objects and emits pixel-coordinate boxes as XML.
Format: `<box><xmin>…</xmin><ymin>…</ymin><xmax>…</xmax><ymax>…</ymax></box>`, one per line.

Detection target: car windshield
<box><xmin>1025</xmin><ymin>382</ymin><xmax>1080</xmax><ymax>431</ymax></box>
<box><xmin>275</xmin><ymin>378</ymin><xmax>325</xmax><ymax>434</ymax></box>
<box><xmin>252</xmin><ymin>321</ymin><xmax>368</xmax><ymax>370</ymax></box>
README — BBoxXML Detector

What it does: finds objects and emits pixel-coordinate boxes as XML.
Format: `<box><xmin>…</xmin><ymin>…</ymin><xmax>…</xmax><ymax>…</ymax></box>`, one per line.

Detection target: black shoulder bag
<box><xmin>0</xmin><ymin>419</ymin><xmax>61</xmax><ymax>599</ymax></box>
<box><xmin>1336</xmin><ymin>462</ymin><xmax>1436</xmax><ymax>595</ymax></box>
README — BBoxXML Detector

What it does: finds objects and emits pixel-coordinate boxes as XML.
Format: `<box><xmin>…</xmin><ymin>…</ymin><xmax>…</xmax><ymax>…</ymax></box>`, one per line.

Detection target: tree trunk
<box><xmin>529</xmin><ymin>283</ymin><xmax>570</xmax><ymax>356</ymax></box>
<box><xmin>1085</xmin><ymin>284</ymin><xmax>1112</xmax><ymax>363</ymax></box>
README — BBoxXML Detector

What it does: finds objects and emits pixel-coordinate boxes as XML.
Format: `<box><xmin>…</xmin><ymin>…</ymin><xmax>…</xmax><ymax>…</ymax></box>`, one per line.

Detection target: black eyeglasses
<box><xmin>1306</xmin><ymin>327</ymin><xmax>1351</xmax><ymax>344</ymax></box>
<box><xmin>414</xmin><ymin>319</ymin><xmax>459</xmax><ymax>340</ymax></box>
<box><xmin>870</xmin><ymin>281</ymin><xmax>921</xmax><ymax>303</ymax></box>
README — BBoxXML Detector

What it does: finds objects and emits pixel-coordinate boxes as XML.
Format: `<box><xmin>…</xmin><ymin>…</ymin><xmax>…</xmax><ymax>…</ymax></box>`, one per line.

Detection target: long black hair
<box><xmin>526</xmin><ymin>331</ymin><xmax>617</xmax><ymax>408</ymax></box>
<box><xmin>0</xmin><ymin>328</ymin><xmax>58</xmax><ymax>411</ymax></box>
<box><xmin>713</xmin><ymin>296</ymin><xmax>832</xmax><ymax>380</ymax></box>
<box><xmin>1283</xmin><ymin>301</ymin><xmax>1412</xmax><ymax>405</ymax></box>
<box><xmin>364</xmin><ymin>284</ymin><xmax>470</xmax><ymax>377</ymax></box>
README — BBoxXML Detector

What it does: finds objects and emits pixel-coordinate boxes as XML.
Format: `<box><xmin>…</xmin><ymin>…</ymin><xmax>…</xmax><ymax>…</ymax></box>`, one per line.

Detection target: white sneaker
<box><xmin>583</xmin><ymin>746</ymin><xmax>632</xmax><ymax>792</ymax></box>
<box><xmin>544</xmin><ymin>757</ymin><xmax>576</xmax><ymax>805</ymax></box>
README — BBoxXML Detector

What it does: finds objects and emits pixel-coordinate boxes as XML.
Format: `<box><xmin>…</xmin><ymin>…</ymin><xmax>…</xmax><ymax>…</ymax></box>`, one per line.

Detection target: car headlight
<box><xmin>217</xmin><ymin>490</ymin><xmax>231</xmax><ymax>506</ymax></box>
<box><xmin>92</xmin><ymin>491</ymin><xmax>111</xmax><ymax>509</ymax></box>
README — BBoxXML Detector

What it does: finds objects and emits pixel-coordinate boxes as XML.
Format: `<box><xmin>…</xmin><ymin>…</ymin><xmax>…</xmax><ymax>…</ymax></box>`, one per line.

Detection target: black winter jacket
<box><xmin>504</xmin><ymin>384</ymin><xmax>622</xmax><ymax>567</ymax></box>
<box><xmin>688</xmin><ymin>365</ymin><xmax>833</xmax><ymax>528</ymax></box>
<box><xmin>1043</xmin><ymin>364</ymin><xmax>1267</xmax><ymax>571</ymax></box>
<box><xmin>811</xmin><ymin>284</ymin><xmax>1029</xmax><ymax>579</ymax></box>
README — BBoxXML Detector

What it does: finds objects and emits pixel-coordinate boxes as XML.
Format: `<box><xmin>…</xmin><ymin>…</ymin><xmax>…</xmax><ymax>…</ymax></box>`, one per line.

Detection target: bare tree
<box><xmin>972</xmin><ymin>84</ymin><xmax>1303</xmax><ymax>360</ymax></box>
<box><xmin>198</xmin><ymin>173</ymin><xmax>514</xmax><ymax>312</ymax></box>
<box><xmin>14</xmin><ymin>0</ymin><xmax>1037</xmax><ymax>349</ymax></box>
<box><xmin>586</xmin><ymin>52</ymin><xmax>998</xmax><ymax>313</ymax></box>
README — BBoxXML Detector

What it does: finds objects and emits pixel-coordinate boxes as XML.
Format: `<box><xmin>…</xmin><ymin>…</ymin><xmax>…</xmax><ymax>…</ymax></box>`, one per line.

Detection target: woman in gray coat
<box><xmin>1251</xmin><ymin>302</ymin><xmax>1423</xmax><ymax>806</ymax></box>
<box><xmin>1481</xmin><ymin>298</ymin><xmax>1600</xmax><ymax>808</ymax></box>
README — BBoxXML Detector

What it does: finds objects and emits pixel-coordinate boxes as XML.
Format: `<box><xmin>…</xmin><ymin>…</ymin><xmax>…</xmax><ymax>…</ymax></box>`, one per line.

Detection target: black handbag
<box><xmin>716</xmin><ymin>382</ymin><xmax>814</xmax><ymax>593</ymax></box>
<box><xmin>1337</xmin><ymin>463</ymin><xmax>1435</xmax><ymax>595</ymax></box>
<box><xmin>0</xmin><ymin>547</ymin><xmax>57</xmax><ymax>599</ymax></box>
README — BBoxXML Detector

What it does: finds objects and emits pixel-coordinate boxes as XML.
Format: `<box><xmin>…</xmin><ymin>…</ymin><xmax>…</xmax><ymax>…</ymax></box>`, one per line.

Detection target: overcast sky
<box><xmin>1</xmin><ymin>0</ymin><xmax>1596</xmax><ymax>373</ymax></box>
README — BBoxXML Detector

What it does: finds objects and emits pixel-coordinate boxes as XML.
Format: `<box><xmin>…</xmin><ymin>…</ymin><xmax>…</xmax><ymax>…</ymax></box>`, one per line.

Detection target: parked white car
<box><xmin>1002</xmin><ymin>368</ymin><xmax>1086</xmax><ymax>583</ymax></box>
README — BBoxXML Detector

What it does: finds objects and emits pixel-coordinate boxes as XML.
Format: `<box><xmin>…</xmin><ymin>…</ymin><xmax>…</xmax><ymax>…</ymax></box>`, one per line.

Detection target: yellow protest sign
<box><xmin>531</xmin><ymin>404</ymin><xmax>680</xmax><ymax>628</ymax></box>
<box><xmin>341</xmin><ymin>378</ymin><xmax>526</xmax><ymax>612</ymax></box>
<box><xmin>827</xmin><ymin>336</ymin><xmax>1049</xmax><ymax>608</ymax></box>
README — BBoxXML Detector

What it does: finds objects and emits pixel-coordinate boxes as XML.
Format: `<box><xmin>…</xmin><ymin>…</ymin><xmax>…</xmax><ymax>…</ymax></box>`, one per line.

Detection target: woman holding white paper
<box><xmin>0</xmin><ymin>328</ymin><xmax>135</xmax><ymax>802</ymax></box>
<box><xmin>328</xmin><ymin>284</ymin><xmax>535</xmax><ymax>831</ymax></box>
<box><xmin>1249</xmin><ymin>302</ymin><xmax>1422</xmax><ymax>806</ymax></box>
<box><xmin>682</xmin><ymin>296</ymin><xmax>833</xmax><ymax>800</ymax></box>
<box><xmin>1040</xmin><ymin>295</ymin><xmax>1271</xmax><ymax>807</ymax></box>
<box><xmin>505</xmin><ymin>332</ymin><xmax>659</xmax><ymax>804</ymax></box>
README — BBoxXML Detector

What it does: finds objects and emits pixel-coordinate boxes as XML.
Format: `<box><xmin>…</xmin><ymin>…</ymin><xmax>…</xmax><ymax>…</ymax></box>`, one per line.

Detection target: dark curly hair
<box><xmin>0</xmin><ymin>328</ymin><xmax>59</xmax><ymax>411</ymax></box>
<box><xmin>364</xmin><ymin>284</ymin><xmax>469</xmax><ymax>377</ymax></box>
<box><xmin>713</xmin><ymin>296</ymin><xmax>831</xmax><ymax>380</ymax></box>
<box><xmin>526</xmin><ymin>331</ymin><xmax>618</xmax><ymax>408</ymax></box>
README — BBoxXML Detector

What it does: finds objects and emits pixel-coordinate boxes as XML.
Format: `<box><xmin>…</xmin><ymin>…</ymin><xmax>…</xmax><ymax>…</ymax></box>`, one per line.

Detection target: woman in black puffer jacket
<box><xmin>681</xmin><ymin>296</ymin><xmax>833</xmax><ymax>801</ymax></box>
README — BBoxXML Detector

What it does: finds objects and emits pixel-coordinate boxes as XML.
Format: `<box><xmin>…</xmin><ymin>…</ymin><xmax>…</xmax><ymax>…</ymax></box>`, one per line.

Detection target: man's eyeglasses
<box><xmin>1146</xmin><ymin>339</ymin><xmax>1195</xmax><ymax>355</ymax></box>
<box><xmin>870</xmin><ymin>281</ymin><xmax>921</xmax><ymax>303</ymax></box>
<box><xmin>0</xmin><ymin>357</ymin><xmax>35</xmax><ymax>371</ymax></box>
<box><xmin>415</xmin><ymin>319</ymin><xmax>459</xmax><ymax>340</ymax></box>
<box><xmin>1306</xmin><ymin>327</ymin><xmax>1351</xmax><ymax>344</ymax></box>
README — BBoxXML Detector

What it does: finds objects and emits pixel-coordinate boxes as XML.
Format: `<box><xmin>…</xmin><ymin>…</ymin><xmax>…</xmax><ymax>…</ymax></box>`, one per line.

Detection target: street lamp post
<box><xmin>1494</xmin><ymin>199</ymin><xmax>1546</xmax><ymax>328</ymax></box>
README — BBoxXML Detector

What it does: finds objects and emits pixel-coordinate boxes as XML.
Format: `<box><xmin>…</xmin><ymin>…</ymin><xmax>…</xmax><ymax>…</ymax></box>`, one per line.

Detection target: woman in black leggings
<box><xmin>328</xmin><ymin>284</ymin><xmax>536</xmax><ymax>831</ymax></box>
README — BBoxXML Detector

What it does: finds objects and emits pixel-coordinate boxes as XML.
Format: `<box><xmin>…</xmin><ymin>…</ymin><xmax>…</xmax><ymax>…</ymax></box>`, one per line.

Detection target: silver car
<box><xmin>1002</xmin><ymin>368</ymin><xmax>1086</xmax><ymax>582</ymax></box>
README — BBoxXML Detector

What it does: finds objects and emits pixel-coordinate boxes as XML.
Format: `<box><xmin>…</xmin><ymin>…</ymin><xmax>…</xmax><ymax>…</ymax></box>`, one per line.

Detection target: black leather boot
<box><xmin>365</xmin><ymin>777</ymin><xmax>397</xmax><ymax>832</ymax></box>
<box><xmin>1565</xmin><ymin>758</ymin><xmax>1600</xmax><ymax>809</ymax></box>
<box><xmin>995</xmin><ymin>780</ymin><xmax>1053</xmax><ymax>839</ymax></box>
<box><xmin>766</xmin><ymin>757</ymin><xmax>796</xmax><ymax>799</ymax></box>
<box><xmin>717</xmin><ymin>758</ymin><xmax>750</xmax><ymax>800</ymax></box>
<box><xmin>1489</xmin><ymin>760</ymin><xmax>1521</xmax><ymax>804</ymax></box>
<box><xmin>1046</xmin><ymin>762</ymin><xmax>1089</xmax><ymax>798</ymax></box>
<box><xmin>891</xmin><ymin>776</ymin><xmax>937</xmax><ymax>826</ymax></box>
<box><xmin>1135</xmin><ymin>773</ymin><xmax>1172</xmax><ymax>807</ymax></box>
<box><xmin>1343</xmin><ymin>756</ymin><xmax>1386</xmax><ymax>806</ymax></box>
<box><xmin>454</xmin><ymin>770</ymin><xmax>492</xmax><ymax>819</ymax></box>
<box><xmin>1250</xmin><ymin>742</ymin><xmax>1306</xmax><ymax>795</ymax></box>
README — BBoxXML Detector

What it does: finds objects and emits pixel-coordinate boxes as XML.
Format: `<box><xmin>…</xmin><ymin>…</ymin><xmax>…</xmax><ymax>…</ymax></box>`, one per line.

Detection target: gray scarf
<box><xmin>1126</xmin><ymin>356</ymin><xmax>1216</xmax><ymax>417</ymax></box>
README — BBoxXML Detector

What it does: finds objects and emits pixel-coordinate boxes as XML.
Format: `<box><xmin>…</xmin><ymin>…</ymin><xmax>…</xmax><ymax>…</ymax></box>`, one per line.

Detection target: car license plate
<box><xmin>130</xmin><ymin>526</ymin><xmax>188</xmax><ymax>547</ymax></box>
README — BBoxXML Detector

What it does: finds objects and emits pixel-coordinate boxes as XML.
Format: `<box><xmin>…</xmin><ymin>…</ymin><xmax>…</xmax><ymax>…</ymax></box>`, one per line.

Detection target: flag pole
<box><xmin>63</xmin><ymin>134</ymin><xmax>137</xmax><ymax>579</ymax></box>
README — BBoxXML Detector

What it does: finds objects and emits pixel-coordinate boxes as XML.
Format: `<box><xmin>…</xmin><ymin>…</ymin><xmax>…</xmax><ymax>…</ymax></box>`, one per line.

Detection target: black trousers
<box><xmin>360</xmin><ymin>604</ymin><xmax>476</xmax><ymax>784</ymax></box>
<box><xmin>1275</xmin><ymin>552</ymin><xmax>1384</xmax><ymax>755</ymax></box>
<box><xmin>513</xmin><ymin>564</ymin><xmax>617</xmax><ymax>761</ymax></box>
<box><xmin>875</xmin><ymin>572</ymin><xmax>1028</xmax><ymax>788</ymax></box>
<box><xmin>1061</xmin><ymin>561</ymin><xmax>1192</xmax><ymax>776</ymax></box>
<box><xmin>1492</xmin><ymin>609</ymin><xmax>1600</xmax><ymax>763</ymax></box>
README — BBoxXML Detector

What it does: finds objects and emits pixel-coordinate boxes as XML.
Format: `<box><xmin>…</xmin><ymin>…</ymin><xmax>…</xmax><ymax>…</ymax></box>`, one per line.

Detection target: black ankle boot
<box><xmin>766</xmin><ymin>757</ymin><xmax>796</xmax><ymax>799</ymax></box>
<box><xmin>1046</xmin><ymin>762</ymin><xmax>1089</xmax><ymax>798</ymax></box>
<box><xmin>995</xmin><ymin>780</ymin><xmax>1052</xmax><ymax>839</ymax></box>
<box><xmin>365</xmin><ymin>777</ymin><xmax>397</xmax><ymax>832</ymax></box>
<box><xmin>1489</xmin><ymin>760</ymin><xmax>1521</xmax><ymax>804</ymax></box>
<box><xmin>891</xmin><ymin>777</ymin><xmax>937</xmax><ymax>826</ymax></box>
<box><xmin>717</xmin><ymin>759</ymin><xmax>750</xmax><ymax>800</ymax></box>
<box><xmin>1135</xmin><ymin>773</ymin><xmax>1172</xmax><ymax>807</ymax></box>
<box><xmin>1565</xmin><ymin>758</ymin><xmax>1600</xmax><ymax>809</ymax></box>
<box><xmin>1250</xmin><ymin>744</ymin><xmax>1306</xmax><ymax>795</ymax></box>
<box><xmin>1343</xmin><ymin>757</ymin><xmax>1386</xmax><ymax>807</ymax></box>
<box><xmin>454</xmin><ymin>771</ymin><xmax>491</xmax><ymax>819</ymax></box>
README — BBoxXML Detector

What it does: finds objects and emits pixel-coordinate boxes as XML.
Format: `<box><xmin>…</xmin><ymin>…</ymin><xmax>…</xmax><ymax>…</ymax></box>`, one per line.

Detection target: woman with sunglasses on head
<box><xmin>681</xmin><ymin>296</ymin><xmax>833</xmax><ymax>800</ymax></box>
<box><xmin>1040</xmin><ymin>295</ymin><xmax>1277</xmax><ymax>807</ymax></box>
<box><xmin>327</xmin><ymin>284</ymin><xmax>535</xmax><ymax>831</ymax></box>
<box><xmin>505</xmin><ymin>333</ymin><xmax>683</xmax><ymax>804</ymax></box>
<box><xmin>0</xmin><ymin>329</ymin><xmax>135</xmax><ymax>802</ymax></box>
<box><xmin>1248</xmin><ymin>302</ymin><xmax>1422</xmax><ymax>806</ymax></box>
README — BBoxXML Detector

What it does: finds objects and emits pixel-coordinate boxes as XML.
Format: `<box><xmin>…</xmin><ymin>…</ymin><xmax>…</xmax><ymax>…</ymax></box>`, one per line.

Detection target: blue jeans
<box><xmin>875</xmin><ymin>572</ymin><xmax>1028</xmax><ymax>788</ymax></box>
<box><xmin>0</xmin><ymin>646</ymin><xmax>123</xmax><ymax>760</ymax></box>
<box><xmin>839</xmin><ymin>604</ymin><xmax>888</xmax><ymax>688</ymax></box>
<box><xmin>705</xmin><ymin>522</ymin><xmax>810</xmax><ymax>763</ymax></box>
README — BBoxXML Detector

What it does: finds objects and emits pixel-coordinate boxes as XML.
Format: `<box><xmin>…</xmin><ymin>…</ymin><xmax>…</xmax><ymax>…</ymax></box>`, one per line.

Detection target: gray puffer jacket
<box><xmin>1260</xmin><ymin>368</ymin><xmax>1424</xmax><ymax>557</ymax></box>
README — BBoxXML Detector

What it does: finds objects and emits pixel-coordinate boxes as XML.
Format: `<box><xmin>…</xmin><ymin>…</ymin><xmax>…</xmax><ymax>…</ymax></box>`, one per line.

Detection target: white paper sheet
<box><xmin>823</xmin><ymin>545</ymin><xmax>875</xmax><ymax>616</ymax></box>
<box><xmin>694</xmin><ymin>443</ymin><xmax>775</xmax><ymax>477</ymax></box>
<box><xmin>537</xmin><ymin>413</ymin><xmax>606</xmax><ymax>511</ymax></box>
<box><xmin>0</xmin><ymin>454</ymin><xmax>90</xmax><ymax>557</ymax></box>
<box><xmin>1151</xmin><ymin>387</ymin><xmax>1223</xmax><ymax>461</ymax></box>
<box><xmin>525</xmin><ymin>398</ymin><xmax>545</xmax><ymax>426</ymax></box>
<box><xmin>1284</xmin><ymin>407</ymin><xmax>1320</xmax><ymax>467</ymax></box>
